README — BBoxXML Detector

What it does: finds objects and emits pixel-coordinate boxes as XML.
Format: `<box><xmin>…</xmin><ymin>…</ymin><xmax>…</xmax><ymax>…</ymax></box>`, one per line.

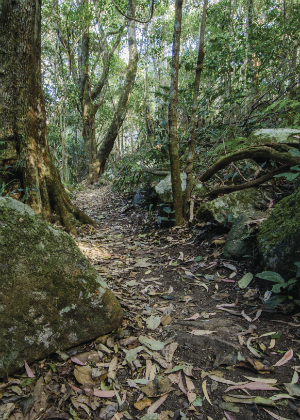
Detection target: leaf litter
<box><xmin>1</xmin><ymin>185</ymin><xmax>300</xmax><ymax>420</ymax></box>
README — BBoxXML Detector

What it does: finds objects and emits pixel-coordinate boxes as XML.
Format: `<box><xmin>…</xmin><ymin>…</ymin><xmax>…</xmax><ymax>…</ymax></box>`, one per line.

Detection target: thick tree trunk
<box><xmin>168</xmin><ymin>0</ymin><xmax>184</xmax><ymax>226</ymax></box>
<box><xmin>0</xmin><ymin>0</ymin><xmax>93</xmax><ymax>233</ymax></box>
<box><xmin>95</xmin><ymin>0</ymin><xmax>139</xmax><ymax>176</ymax></box>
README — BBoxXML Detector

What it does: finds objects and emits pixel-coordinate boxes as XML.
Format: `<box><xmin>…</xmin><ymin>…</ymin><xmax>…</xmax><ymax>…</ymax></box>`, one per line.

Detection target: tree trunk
<box><xmin>95</xmin><ymin>0</ymin><xmax>139</xmax><ymax>176</ymax></box>
<box><xmin>168</xmin><ymin>0</ymin><xmax>184</xmax><ymax>226</ymax></box>
<box><xmin>0</xmin><ymin>0</ymin><xmax>93</xmax><ymax>233</ymax></box>
<box><xmin>183</xmin><ymin>0</ymin><xmax>208</xmax><ymax>218</ymax></box>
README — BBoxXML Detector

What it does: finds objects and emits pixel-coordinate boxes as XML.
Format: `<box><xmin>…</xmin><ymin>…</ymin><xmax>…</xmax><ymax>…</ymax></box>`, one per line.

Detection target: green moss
<box><xmin>257</xmin><ymin>187</ymin><xmax>300</xmax><ymax>277</ymax></box>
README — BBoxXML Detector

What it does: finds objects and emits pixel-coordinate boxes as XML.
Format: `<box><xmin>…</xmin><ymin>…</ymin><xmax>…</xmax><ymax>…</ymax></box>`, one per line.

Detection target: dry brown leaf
<box><xmin>134</xmin><ymin>397</ymin><xmax>152</xmax><ymax>410</ymax></box>
<box><xmin>161</xmin><ymin>315</ymin><xmax>172</xmax><ymax>326</ymax></box>
<box><xmin>162</xmin><ymin>342</ymin><xmax>178</xmax><ymax>363</ymax></box>
<box><xmin>149</xmin><ymin>365</ymin><xmax>157</xmax><ymax>381</ymax></box>
<box><xmin>190</xmin><ymin>330</ymin><xmax>216</xmax><ymax>336</ymax></box>
<box><xmin>274</xmin><ymin>349</ymin><xmax>293</xmax><ymax>367</ymax></box>
<box><xmin>152</xmin><ymin>352</ymin><xmax>169</xmax><ymax>369</ymax></box>
<box><xmin>142</xmin><ymin>377</ymin><xmax>173</xmax><ymax>397</ymax></box>
<box><xmin>178</xmin><ymin>371</ymin><xmax>187</xmax><ymax>395</ymax></box>
<box><xmin>183</xmin><ymin>313</ymin><xmax>200</xmax><ymax>321</ymax></box>
<box><xmin>74</xmin><ymin>366</ymin><xmax>97</xmax><ymax>385</ymax></box>
<box><xmin>202</xmin><ymin>380</ymin><xmax>212</xmax><ymax>405</ymax></box>
<box><xmin>108</xmin><ymin>356</ymin><xmax>118</xmax><ymax>380</ymax></box>
<box><xmin>148</xmin><ymin>393</ymin><xmax>169</xmax><ymax>413</ymax></box>
<box><xmin>226</xmin><ymin>382</ymin><xmax>279</xmax><ymax>392</ymax></box>
<box><xmin>158</xmin><ymin>410</ymin><xmax>175</xmax><ymax>420</ymax></box>
<box><xmin>145</xmin><ymin>359</ymin><xmax>152</xmax><ymax>380</ymax></box>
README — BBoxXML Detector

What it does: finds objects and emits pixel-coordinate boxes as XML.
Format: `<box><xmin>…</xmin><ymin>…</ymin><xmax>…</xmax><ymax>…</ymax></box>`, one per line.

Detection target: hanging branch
<box><xmin>111</xmin><ymin>0</ymin><xmax>154</xmax><ymax>23</ymax></box>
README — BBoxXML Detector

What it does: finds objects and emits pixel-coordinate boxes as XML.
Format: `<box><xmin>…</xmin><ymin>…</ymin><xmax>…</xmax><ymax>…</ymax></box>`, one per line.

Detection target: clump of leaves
<box><xmin>256</xmin><ymin>262</ymin><xmax>300</xmax><ymax>308</ymax></box>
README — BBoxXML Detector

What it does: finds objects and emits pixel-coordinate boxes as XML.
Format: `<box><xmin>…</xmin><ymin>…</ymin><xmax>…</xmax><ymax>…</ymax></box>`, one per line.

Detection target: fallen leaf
<box><xmin>139</xmin><ymin>336</ymin><xmax>165</xmax><ymax>351</ymax></box>
<box><xmin>134</xmin><ymin>397</ymin><xmax>152</xmax><ymax>410</ymax></box>
<box><xmin>134</xmin><ymin>259</ymin><xmax>152</xmax><ymax>268</ymax></box>
<box><xmin>71</xmin><ymin>356</ymin><xmax>86</xmax><ymax>366</ymax></box>
<box><xmin>241</xmin><ymin>310</ymin><xmax>252</xmax><ymax>322</ymax></box>
<box><xmin>263</xmin><ymin>409</ymin><xmax>293</xmax><ymax>420</ymax></box>
<box><xmin>148</xmin><ymin>393</ymin><xmax>169</xmax><ymax>413</ymax></box>
<box><xmin>190</xmin><ymin>330</ymin><xmax>216</xmax><ymax>336</ymax></box>
<box><xmin>274</xmin><ymin>349</ymin><xmax>293</xmax><ymax>367</ymax></box>
<box><xmin>238</xmin><ymin>273</ymin><xmax>253</xmax><ymax>289</ymax></box>
<box><xmin>202</xmin><ymin>380</ymin><xmax>212</xmax><ymax>405</ymax></box>
<box><xmin>208</xmin><ymin>375</ymin><xmax>245</xmax><ymax>385</ymax></box>
<box><xmin>246</xmin><ymin>337</ymin><xmax>262</xmax><ymax>358</ymax></box>
<box><xmin>225</xmin><ymin>381</ymin><xmax>279</xmax><ymax>392</ymax></box>
<box><xmin>284</xmin><ymin>383</ymin><xmax>300</xmax><ymax>396</ymax></box>
<box><xmin>108</xmin><ymin>356</ymin><xmax>118</xmax><ymax>380</ymax></box>
<box><xmin>224</xmin><ymin>411</ymin><xmax>238</xmax><ymax>420</ymax></box>
<box><xmin>24</xmin><ymin>361</ymin><xmax>35</xmax><ymax>378</ymax></box>
<box><xmin>146</xmin><ymin>316</ymin><xmax>161</xmax><ymax>330</ymax></box>
<box><xmin>223</xmin><ymin>395</ymin><xmax>276</xmax><ymax>406</ymax></box>
<box><xmin>93</xmin><ymin>389</ymin><xmax>115</xmax><ymax>398</ymax></box>
<box><xmin>183</xmin><ymin>313</ymin><xmax>200</xmax><ymax>321</ymax></box>
<box><xmin>243</xmin><ymin>376</ymin><xmax>277</xmax><ymax>384</ymax></box>
<box><xmin>142</xmin><ymin>377</ymin><xmax>173</xmax><ymax>397</ymax></box>
<box><xmin>162</xmin><ymin>342</ymin><xmax>178</xmax><ymax>362</ymax></box>
<box><xmin>161</xmin><ymin>315</ymin><xmax>172</xmax><ymax>326</ymax></box>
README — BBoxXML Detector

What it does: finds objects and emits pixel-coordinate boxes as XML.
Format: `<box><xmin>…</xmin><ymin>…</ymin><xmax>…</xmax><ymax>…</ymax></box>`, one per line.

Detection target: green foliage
<box><xmin>256</xmin><ymin>263</ymin><xmax>300</xmax><ymax>308</ymax></box>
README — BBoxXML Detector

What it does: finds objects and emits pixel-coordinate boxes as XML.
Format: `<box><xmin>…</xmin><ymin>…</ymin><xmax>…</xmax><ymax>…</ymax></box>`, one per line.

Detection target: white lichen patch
<box><xmin>59</xmin><ymin>304</ymin><xmax>77</xmax><ymax>316</ymax></box>
<box><xmin>37</xmin><ymin>326</ymin><xmax>54</xmax><ymax>348</ymax></box>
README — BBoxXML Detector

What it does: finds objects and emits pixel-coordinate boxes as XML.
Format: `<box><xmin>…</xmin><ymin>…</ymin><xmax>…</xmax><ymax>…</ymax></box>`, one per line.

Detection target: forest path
<box><xmin>71</xmin><ymin>185</ymin><xmax>299</xmax><ymax>420</ymax></box>
<box><xmin>1</xmin><ymin>185</ymin><xmax>299</xmax><ymax>420</ymax></box>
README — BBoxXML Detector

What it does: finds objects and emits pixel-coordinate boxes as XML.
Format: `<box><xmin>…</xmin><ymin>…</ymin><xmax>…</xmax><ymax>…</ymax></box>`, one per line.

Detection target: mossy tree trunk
<box><xmin>0</xmin><ymin>0</ymin><xmax>93</xmax><ymax>233</ymax></box>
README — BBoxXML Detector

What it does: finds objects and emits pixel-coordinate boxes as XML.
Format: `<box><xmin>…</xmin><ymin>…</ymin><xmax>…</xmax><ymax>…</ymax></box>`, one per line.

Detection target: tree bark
<box><xmin>183</xmin><ymin>0</ymin><xmax>208</xmax><ymax>218</ymax></box>
<box><xmin>95</xmin><ymin>0</ymin><xmax>139</xmax><ymax>176</ymax></box>
<box><xmin>168</xmin><ymin>0</ymin><xmax>184</xmax><ymax>226</ymax></box>
<box><xmin>199</xmin><ymin>144</ymin><xmax>300</xmax><ymax>182</ymax></box>
<box><xmin>0</xmin><ymin>0</ymin><xmax>93</xmax><ymax>233</ymax></box>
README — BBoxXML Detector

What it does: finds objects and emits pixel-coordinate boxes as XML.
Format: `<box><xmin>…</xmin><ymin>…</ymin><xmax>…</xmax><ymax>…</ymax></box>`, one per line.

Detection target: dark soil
<box><xmin>1</xmin><ymin>185</ymin><xmax>300</xmax><ymax>420</ymax></box>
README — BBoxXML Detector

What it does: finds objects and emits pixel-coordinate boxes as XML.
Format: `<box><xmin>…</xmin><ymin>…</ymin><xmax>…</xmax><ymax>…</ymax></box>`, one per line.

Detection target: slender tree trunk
<box><xmin>95</xmin><ymin>0</ymin><xmax>139</xmax><ymax>175</ymax></box>
<box><xmin>0</xmin><ymin>0</ymin><xmax>93</xmax><ymax>233</ymax></box>
<box><xmin>183</xmin><ymin>0</ymin><xmax>208</xmax><ymax>218</ymax></box>
<box><xmin>168</xmin><ymin>0</ymin><xmax>184</xmax><ymax>226</ymax></box>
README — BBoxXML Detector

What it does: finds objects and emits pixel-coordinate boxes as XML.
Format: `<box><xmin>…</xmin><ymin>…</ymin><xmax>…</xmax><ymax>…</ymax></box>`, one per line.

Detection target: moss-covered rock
<box><xmin>196</xmin><ymin>188</ymin><xmax>267</xmax><ymax>224</ymax></box>
<box><xmin>248</xmin><ymin>128</ymin><xmax>300</xmax><ymax>145</ymax></box>
<box><xmin>257</xmin><ymin>187</ymin><xmax>300</xmax><ymax>279</ymax></box>
<box><xmin>0</xmin><ymin>198</ymin><xmax>123</xmax><ymax>378</ymax></box>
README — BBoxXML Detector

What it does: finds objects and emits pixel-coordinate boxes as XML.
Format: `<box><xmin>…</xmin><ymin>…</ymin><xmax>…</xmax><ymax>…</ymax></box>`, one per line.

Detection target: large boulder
<box><xmin>248</xmin><ymin>128</ymin><xmax>300</xmax><ymax>145</ymax></box>
<box><xmin>196</xmin><ymin>188</ymin><xmax>267</xmax><ymax>225</ymax></box>
<box><xmin>0</xmin><ymin>198</ymin><xmax>122</xmax><ymax>378</ymax></box>
<box><xmin>155</xmin><ymin>173</ymin><xmax>207</xmax><ymax>203</ymax></box>
<box><xmin>257</xmin><ymin>187</ymin><xmax>300</xmax><ymax>279</ymax></box>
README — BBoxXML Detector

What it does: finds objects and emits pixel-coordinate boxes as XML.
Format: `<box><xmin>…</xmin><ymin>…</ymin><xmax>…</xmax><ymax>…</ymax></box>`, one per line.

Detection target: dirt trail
<box><xmin>1</xmin><ymin>185</ymin><xmax>299</xmax><ymax>420</ymax></box>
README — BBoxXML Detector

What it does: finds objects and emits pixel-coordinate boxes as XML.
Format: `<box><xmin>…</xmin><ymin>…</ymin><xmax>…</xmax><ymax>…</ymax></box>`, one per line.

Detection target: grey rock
<box><xmin>248</xmin><ymin>128</ymin><xmax>300</xmax><ymax>145</ymax></box>
<box><xmin>223</xmin><ymin>214</ymin><xmax>256</xmax><ymax>259</ymax></box>
<box><xmin>155</xmin><ymin>173</ymin><xmax>207</xmax><ymax>203</ymax></box>
<box><xmin>0</xmin><ymin>198</ymin><xmax>122</xmax><ymax>378</ymax></box>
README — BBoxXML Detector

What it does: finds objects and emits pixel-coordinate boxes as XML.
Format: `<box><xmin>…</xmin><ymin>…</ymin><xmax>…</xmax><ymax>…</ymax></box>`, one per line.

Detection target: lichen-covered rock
<box><xmin>0</xmin><ymin>198</ymin><xmax>122</xmax><ymax>378</ymax></box>
<box><xmin>248</xmin><ymin>128</ymin><xmax>300</xmax><ymax>145</ymax></box>
<box><xmin>223</xmin><ymin>214</ymin><xmax>256</xmax><ymax>259</ymax></box>
<box><xmin>257</xmin><ymin>187</ymin><xmax>300</xmax><ymax>279</ymax></box>
<box><xmin>155</xmin><ymin>173</ymin><xmax>207</xmax><ymax>203</ymax></box>
<box><xmin>196</xmin><ymin>188</ymin><xmax>267</xmax><ymax>224</ymax></box>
